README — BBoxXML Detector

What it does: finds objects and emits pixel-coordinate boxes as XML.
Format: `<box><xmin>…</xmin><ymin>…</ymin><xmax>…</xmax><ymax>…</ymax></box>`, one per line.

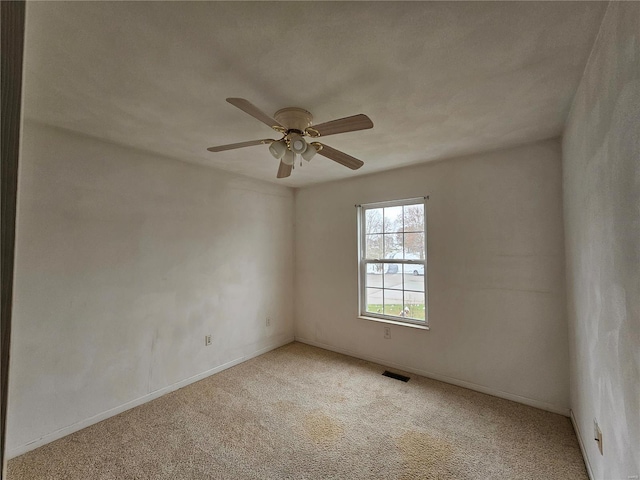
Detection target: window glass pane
<box><xmin>403</xmin><ymin>265</ymin><xmax>425</xmax><ymax>292</ymax></box>
<box><xmin>366</xmin><ymin>234</ymin><xmax>383</xmax><ymax>259</ymax></box>
<box><xmin>384</xmin><ymin>264</ymin><xmax>402</xmax><ymax>291</ymax></box>
<box><xmin>403</xmin><ymin>204</ymin><xmax>424</xmax><ymax>232</ymax></box>
<box><xmin>383</xmin><ymin>206</ymin><xmax>403</xmax><ymax>233</ymax></box>
<box><xmin>366</xmin><ymin>288</ymin><xmax>383</xmax><ymax>315</ymax></box>
<box><xmin>383</xmin><ymin>233</ymin><xmax>403</xmax><ymax>259</ymax></box>
<box><xmin>404</xmin><ymin>232</ymin><xmax>425</xmax><ymax>258</ymax></box>
<box><xmin>404</xmin><ymin>291</ymin><xmax>425</xmax><ymax>320</ymax></box>
<box><xmin>365</xmin><ymin>263</ymin><xmax>383</xmax><ymax>288</ymax></box>
<box><xmin>365</xmin><ymin>208</ymin><xmax>383</xmax><ymax>234</ymax></box>
<box><xmin>383</xmin><ymin>288</ymin><xmax>404</xmax><ymax>317</ymax></box>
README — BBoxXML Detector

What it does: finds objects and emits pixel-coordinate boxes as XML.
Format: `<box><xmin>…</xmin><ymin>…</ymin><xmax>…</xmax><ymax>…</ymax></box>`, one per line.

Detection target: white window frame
<box><xmin>357</xmin><ymin>197</ymin><xmax>428</xmax><ymax>328</ymax></box>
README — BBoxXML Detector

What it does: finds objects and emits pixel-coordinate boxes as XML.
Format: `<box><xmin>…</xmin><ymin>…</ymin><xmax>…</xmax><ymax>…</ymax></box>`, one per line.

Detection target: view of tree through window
<box><xmin>360</xmin><ymin>199</ymin><xmax>427</xmax><ymax>324</ymax></box>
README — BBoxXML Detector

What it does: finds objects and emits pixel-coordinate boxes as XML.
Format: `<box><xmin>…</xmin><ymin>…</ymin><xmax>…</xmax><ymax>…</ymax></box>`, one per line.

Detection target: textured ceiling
<box><xmin>23</xmin><ymin>1</ymin><xmax>607</xmax><ymax>187</ymax></box>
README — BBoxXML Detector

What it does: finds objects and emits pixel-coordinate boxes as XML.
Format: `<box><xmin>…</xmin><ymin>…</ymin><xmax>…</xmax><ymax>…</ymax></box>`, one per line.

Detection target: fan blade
<box><xmin>277</xmin><ymin>161</ymin><xmax>292</xmax><ymax>178</ymax></box>
<box><xmin>306</xmin><ymin>114</ymin><xmax>373</xmax><ymax>137</ymax></box>
<box><xmin>207</xmin><ymin>139</ymin><xmax>274</xmax><ymax>152</ymax></box>
<box><xmin>226</xmin><ymin>98</ymin><xmax>285</xmax><ymax>131</ymax></box>
<box><xmin>314</xmin><ymin>143</ymin><xmax>364</xmax><ymax>170</ymax></box>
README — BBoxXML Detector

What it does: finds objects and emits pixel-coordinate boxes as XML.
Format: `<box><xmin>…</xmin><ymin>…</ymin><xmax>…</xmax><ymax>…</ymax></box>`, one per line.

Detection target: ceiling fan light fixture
<box><xmin>282</xmin><ymin>149</ymin><xmax>295</xmax><ymax>166</ymax></box>
<box><xmin>269</xmin><ymin>140</ymin><xmax>287</xmax><ymax>159</ymax></box>
<box><xmin>207</xmin><ymin>98</ymin><xmax>373</xmax><ymax>179</ymax></box>
<box><xmin>289</xmin><ymin>133</ymin><xmax>307</xmax><ymax>154</ymax></box>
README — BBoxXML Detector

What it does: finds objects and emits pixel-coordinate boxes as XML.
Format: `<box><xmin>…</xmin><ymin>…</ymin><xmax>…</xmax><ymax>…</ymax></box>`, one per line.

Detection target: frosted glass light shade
<box><xmin>282</xmin><ymin>149</ymin><xmax>295</xmax><ymax>166</ymax></box>
<box><xmin>301</xmin><ymin>143</ymin><xmax>317</xmax><ymax>161</ymax></box>
<box><xmin>269</xmin><ymin>140</ymin><xmax>287</xmax><ymax>159</ymax></box>
<box><xmin>289</xmin><ymin>134</ymin><xmax>307</xmax><ymax>154</ymax></box>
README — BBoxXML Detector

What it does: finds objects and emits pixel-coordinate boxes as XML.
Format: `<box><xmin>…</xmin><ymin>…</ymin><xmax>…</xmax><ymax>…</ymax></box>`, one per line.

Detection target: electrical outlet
<box><xmin>266</xmin><ymin>317</ymin><xmax>271</xmax><ymax>327</ymax></box>
<box><xmin>384</xmin><ymin>326</ymin><xmax>391</xmax><ymax>339</ymax></box>
<box><xmin>594</xmin><ymin>419</ymin><xmax>603</xmax><ymax>455</ymax></box>
<box><xmin>205</xmin><ymin>335</ymin><xmax>212</xmax><ymax>346</ymax></box>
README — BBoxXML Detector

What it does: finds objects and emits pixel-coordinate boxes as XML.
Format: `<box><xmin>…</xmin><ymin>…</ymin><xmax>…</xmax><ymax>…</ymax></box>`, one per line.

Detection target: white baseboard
<box><xmin>295</xmin><ymin>336</ymin><xmax>571</xmax><ymax>417</ymax></box>
<box><xmin>570</xmin><ymin>410</ymin><xmax>594</xmax><ymax>480</ymax></box>
<box><xmin>7</xmin><ymin>336</ymin><xmax>294</xmax><ymax>460</ymax></box>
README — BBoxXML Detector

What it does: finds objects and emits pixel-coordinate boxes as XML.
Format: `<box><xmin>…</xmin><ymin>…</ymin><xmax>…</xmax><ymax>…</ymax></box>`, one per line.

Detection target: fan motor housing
<box><xmin>274</xmin><ymin>107</ymin><xmax>313</xmax><ymax>132</ymax></box>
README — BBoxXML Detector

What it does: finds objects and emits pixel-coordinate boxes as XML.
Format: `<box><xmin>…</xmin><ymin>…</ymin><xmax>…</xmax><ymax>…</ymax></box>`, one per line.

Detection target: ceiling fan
<box><xmin>207</xmin><ymin>98</ymin><xmax>373</xmax><ymax>178</ymax></box>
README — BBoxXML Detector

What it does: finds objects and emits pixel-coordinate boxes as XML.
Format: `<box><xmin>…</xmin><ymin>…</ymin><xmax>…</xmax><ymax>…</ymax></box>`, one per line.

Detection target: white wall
<box><xmin>7</xmin><ymin>122</ymin><xmax>294</xmax><ymax>457</ymax></box>
<box><xmin>295</xmin><ymin>139</ymin><xmax>569</xmax><ymax>414</ymax></box>
<box><xmin>562</xmin><ymin>2</ymin><xmax>640</xmax><ymax>479</ymax></box>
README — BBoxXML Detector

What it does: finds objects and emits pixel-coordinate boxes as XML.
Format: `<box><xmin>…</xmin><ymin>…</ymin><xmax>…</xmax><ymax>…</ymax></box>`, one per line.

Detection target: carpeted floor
<box><xmin>8</xmin><ymin>342</ymin><xmax>587</xmax><ymax>479</ymax></box>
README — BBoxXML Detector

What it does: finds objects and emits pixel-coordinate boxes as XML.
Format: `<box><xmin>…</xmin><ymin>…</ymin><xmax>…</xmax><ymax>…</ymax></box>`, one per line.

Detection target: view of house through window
<box><xmin>359</xmin><ymin>198</ymin><xmax>427</xmax><ymax>325</ymax></box>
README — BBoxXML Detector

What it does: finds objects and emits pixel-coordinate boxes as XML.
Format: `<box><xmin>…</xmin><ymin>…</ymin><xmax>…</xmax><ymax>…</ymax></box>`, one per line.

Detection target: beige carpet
<box><xmin>8</xmin><ymin>342</ymin><xmax>587</xmax><ymax>479</ymax></box>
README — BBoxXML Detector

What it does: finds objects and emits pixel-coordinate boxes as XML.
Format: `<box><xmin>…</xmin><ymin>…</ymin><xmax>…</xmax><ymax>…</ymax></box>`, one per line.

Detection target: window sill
<box><xmin>358</xmin><ymin>315</ymin><xmax>430</xmax><ymax>330</ymax></box>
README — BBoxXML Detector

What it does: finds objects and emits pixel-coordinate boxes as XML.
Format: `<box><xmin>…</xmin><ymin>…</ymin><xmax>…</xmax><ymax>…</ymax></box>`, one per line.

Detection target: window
<box><xmin>358</xmin><ymin>197</ymin><xmax>428</xmax><ymax>326</ymax></box>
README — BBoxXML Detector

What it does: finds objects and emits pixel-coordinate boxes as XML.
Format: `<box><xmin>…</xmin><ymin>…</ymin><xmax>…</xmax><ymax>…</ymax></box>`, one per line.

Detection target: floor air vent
<box><xmin>382</xmin><ymin>370</ymin><xmax>410</xmax><ymax>382</ymax></box>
